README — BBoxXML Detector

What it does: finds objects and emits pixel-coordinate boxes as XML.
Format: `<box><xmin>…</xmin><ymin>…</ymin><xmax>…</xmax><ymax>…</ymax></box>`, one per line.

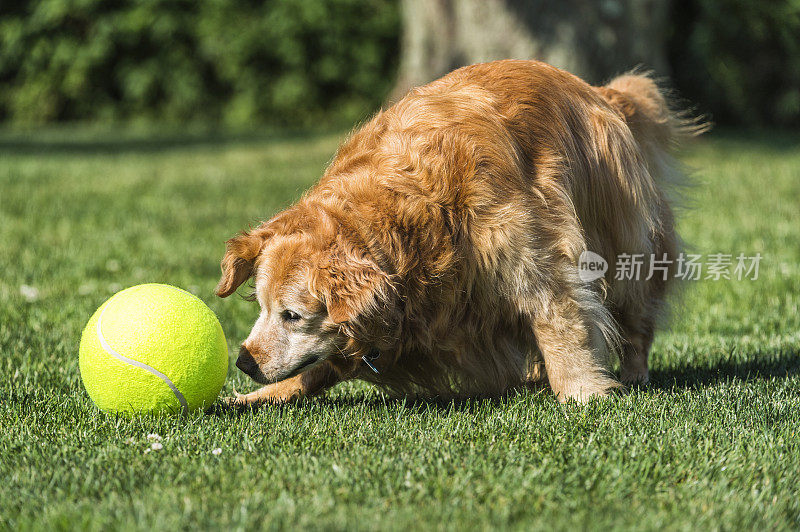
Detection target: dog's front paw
<box><xmin>221</xmin><ymin>388</ymin><xmax>248</xmax><ymax>407</ymax></box>
<box><xmin>555</xmin><ymin>375</ymin><xmax>622</xmax><ymax>403</ymax></box>
<box><xmin>225</xmin><ymin>384</ymin><xmax>303</xmax><ymax>406</ymax></box>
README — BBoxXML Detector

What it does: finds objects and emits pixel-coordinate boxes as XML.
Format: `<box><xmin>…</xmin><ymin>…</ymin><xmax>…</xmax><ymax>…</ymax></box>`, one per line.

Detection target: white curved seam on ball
<box><xmin>96</xmin><ymin>303</ymin><xmax>189</xmax><ymax>413</ymax></box>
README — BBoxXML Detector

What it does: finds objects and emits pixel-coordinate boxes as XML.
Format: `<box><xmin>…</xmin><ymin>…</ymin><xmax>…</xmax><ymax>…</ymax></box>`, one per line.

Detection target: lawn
<box><xmin>1</xmin><ymin>127</ymin><xmax>799</xmax><ymax>531</ymax></box>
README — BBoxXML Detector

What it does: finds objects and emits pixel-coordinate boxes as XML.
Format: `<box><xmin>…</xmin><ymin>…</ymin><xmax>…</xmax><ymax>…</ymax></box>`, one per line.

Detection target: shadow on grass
<box><xmin>648</xmin><ymin>348</ymin><xmax>800</xmax><ymax>391</ymax></box>
<box><xmin>208</xmin><ymin>385</ymin><xmax>549</xmax><ymax>417</ymax></box>
<box><xmin>0</xmin><ymin>127</ymin><xmax>339</xmax><ymax>155</ymax></box>
<box><xmin>209</xmin><ymin>349</ymin><xmax>800</xmax><ymax>416</ymax></box>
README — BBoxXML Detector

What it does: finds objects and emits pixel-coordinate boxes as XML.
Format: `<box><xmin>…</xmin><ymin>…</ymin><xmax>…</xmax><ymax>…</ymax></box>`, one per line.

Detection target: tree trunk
<box><xmin>391</xmin><ymin>0</ymin><xmax>671</xmax><ymax>100</ymax></box>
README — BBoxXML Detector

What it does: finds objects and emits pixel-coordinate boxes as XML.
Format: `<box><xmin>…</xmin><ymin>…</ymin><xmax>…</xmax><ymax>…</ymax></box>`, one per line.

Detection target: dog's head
<box><xmin>215</xmin><ymin>208</ymin><xmax>399</xmax><ymax>383</ymax></box>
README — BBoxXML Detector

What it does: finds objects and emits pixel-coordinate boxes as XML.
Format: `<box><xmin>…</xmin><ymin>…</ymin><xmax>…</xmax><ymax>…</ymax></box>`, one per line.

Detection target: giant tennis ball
<box><xmin>79</xmin><ymin>284</ymin><xmax>228</xmax><ymax>415</ymax></box>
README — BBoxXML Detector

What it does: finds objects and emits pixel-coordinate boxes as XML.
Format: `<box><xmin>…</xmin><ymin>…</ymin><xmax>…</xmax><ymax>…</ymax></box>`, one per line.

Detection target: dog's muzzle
<box><xmin>236</xmin><ymin>345</ymin><xmax>259</xmax><ymax>378</ymax></box>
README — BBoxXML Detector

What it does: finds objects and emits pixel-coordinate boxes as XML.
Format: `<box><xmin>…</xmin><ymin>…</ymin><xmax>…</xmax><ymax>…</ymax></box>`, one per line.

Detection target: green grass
<box><xmin>1</xmin><ymin>128</ymin><xmax>799</xmax><ymax>531</ymax></box>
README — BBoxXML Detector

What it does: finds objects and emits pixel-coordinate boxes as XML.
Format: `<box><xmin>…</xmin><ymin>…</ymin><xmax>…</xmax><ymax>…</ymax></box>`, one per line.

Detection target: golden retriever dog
<box><xmin>216</xmin><ymin>59</ymin><xmax>702</xmax><ymax>404</ymax></box>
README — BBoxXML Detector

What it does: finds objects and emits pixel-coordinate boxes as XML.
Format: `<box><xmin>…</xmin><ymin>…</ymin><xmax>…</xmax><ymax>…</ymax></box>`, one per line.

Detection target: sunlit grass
<box><xmin>1</xmin><ymin>129</ymin><xmax>798</xmax><ymax>530</ymax></box>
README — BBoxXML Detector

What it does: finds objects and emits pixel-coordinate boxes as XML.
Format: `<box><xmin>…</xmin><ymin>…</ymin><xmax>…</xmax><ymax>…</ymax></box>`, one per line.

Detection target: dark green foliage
<box><xmin>1</xmin><ymin>0</ymin><xmax>798</xmax><ymax>127</ymax></box>
<box><xmin>0</xmin><ymin>0</ymin><xmax>400</xmax><ymax>126</ymax></box>
<box><xmin>669</xmin><ymin>0</ymin><xmax>800</xmax><ymax>127</ymax></box>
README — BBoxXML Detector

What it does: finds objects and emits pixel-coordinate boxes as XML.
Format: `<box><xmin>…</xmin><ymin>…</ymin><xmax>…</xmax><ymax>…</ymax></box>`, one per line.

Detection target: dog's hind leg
<box><xmin>615</xmin><ymin>225</ymin><xmax>678</xmax><ymax>385</ymax></box>
<box><xmin>230</xmin><ymin>361</ymin><xmax>342</xmax><ymax>406</ymax></box>
<box><xmin>619</xmin><ymin>319</ymin><xmax>654</xmax><ymax>385</ymax></box>
<box><xmin>616</xmin><ymin>288</ymin><xmax>665</xmax><ymax>385</ymax></box>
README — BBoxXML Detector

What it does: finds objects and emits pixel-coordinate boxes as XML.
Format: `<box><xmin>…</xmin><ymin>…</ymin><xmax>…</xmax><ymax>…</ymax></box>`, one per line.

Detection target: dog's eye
<box><xmin>281</xmin><ymin>309</ymin><xmax>302</xmax><ymax>322</ymax></box>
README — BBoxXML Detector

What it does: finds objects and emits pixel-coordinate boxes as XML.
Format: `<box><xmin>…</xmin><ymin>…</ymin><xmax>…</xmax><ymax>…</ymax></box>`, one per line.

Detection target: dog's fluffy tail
<box><xmin>597</xmin><ymin>72</ymin><xmax>708</xmax><ymax>149</ymax></box>
<box><xmin>595</xmin><ymin>71</ymin><xmax>709</xmax><ymax>207</ymax></box>
<box><xmin>596</xmin><ymin>72</ymin><xmax>707</xmax><ymax>334</ymax></box>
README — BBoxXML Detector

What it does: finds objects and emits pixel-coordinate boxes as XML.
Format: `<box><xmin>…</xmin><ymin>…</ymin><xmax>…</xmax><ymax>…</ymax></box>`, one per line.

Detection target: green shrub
<box><xmin>0</xmin><ymin>0</ymin><xmax>400</xmax><ymax>126</ymax></box>
<box><xmin>669</xmin><ymin>0</ymin><xmax>800</xmax><ymax>127</ymax></box>
<box><xmin>1</xmin><ymin>0</ymin><xmax>798</xmax><ymax>127</ymax></box>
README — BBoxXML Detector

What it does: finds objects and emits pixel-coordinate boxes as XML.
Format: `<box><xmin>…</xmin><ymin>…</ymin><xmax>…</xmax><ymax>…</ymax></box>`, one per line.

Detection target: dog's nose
<box><xmin>236</xmin><ymin>345</ymin><xmax>259</xmax><ymax>377</ymax></box>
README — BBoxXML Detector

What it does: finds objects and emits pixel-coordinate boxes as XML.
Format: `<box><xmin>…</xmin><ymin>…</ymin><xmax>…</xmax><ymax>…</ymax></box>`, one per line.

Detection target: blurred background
<box><xmin>0</xmin><ymin>0</ymin><xmax>798</xmax><ymax>131</ymax></box>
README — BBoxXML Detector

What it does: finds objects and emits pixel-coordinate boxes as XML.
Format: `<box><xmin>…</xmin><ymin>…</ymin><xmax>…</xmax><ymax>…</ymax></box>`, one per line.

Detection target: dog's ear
<box><xmin>326</xmin><ymin>262</ymin><xmax>391</xmax><ymax>324</ymax></box>
<box><xmin>314</xmin><ymin>238</ymin><xmax>399</xmax><ymax>328</ymax></box>
<box><xmin>215</xmin><ymin>227</ymin><xmax>271</xmax><ymax>298</ymax></box>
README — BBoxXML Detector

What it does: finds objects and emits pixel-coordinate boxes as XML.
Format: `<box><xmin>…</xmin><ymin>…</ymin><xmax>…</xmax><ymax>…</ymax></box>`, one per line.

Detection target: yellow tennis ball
<box><xmin>79</xmin><ymin>284</ymin><xmax>228</xmax><ymax>415</ymax></box>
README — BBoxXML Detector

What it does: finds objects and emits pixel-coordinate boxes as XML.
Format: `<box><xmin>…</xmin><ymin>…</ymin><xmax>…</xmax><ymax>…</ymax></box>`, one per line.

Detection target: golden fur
<box><xmin>216</xmin><ymin>60</ymin><xmax>703</xmax><ymax>404</ymax></box>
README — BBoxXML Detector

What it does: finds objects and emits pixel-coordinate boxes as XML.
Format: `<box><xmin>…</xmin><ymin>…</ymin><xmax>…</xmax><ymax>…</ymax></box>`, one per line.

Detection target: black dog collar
<box><xmin>363</xmin><ymin>348</ymin><xmax>380</xmax><ymax>374</ymax></box>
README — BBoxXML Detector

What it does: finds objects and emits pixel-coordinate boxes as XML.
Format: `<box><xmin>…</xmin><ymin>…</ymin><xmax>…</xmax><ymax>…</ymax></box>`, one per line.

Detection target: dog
<box><xmin>216</xmin><ymin>59</ymin><xmax>703</xmax><ymax>404</ymax></box>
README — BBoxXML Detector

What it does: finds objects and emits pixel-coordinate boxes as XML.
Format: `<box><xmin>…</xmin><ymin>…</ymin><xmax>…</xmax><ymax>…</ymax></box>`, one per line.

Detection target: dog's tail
<box><xmin>594</xmin><ymin>70</ymin><xmax>709</xmax><ymax>207</ymax></box>
<box><xmin>595</xmin><ymin>72</ymin><xmax>707</xmax><ymax>332</ymax></box>
<box><xmin>596</xmin><ymin>71</ymin><xmax>708</xmax><ymax>150</ymax></box>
